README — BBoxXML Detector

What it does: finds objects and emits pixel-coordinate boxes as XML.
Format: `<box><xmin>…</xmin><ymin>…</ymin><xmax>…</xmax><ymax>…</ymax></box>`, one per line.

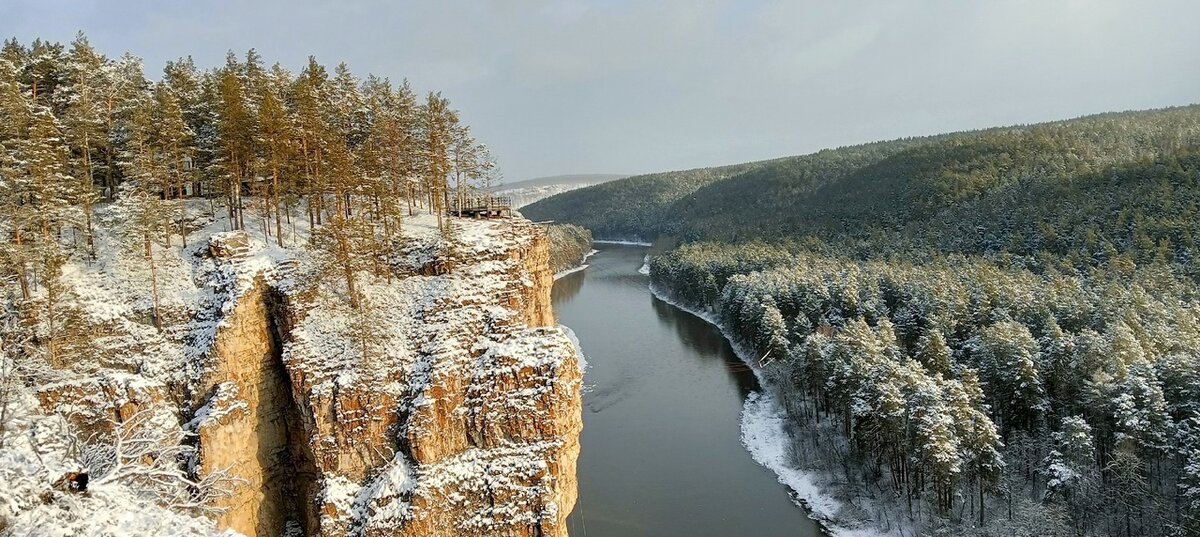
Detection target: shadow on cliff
<box><xmin>256</xmin><ymin>288</ymin><xmax>321</xmax><ymax>536</ymax></box>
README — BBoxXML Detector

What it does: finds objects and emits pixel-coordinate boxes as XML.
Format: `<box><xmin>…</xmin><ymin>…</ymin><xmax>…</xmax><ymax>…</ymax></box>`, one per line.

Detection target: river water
<box><xmin>554</xmin><ymin>244</ymin><xmax>823</xmax><ymax>537</ymax></box>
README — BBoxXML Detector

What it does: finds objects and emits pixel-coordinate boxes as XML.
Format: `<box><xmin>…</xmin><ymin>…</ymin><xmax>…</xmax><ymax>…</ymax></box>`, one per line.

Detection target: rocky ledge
<box><xmin>28</xmin><ymin>212</ymin><xmax>582</xmax><ymax>537</ymax></box>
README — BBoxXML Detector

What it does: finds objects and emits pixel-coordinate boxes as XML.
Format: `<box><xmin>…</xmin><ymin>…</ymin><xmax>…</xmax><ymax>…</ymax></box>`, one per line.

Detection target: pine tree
<box><xmin>61</xmin><ymin>33</ymin><xmax>105</xmax><ymax>258</ymax></box>
<box><xmin>875</xmin><ymin>318</ymin><xmax>903</xmax><ymax>362</ymax></box>
<box><xmin>948</xmin><ymin>369</ymin><xmax>1004</xmax><ymax>525</ymax></box>
<box><xmin>310</xmin><ymin>211</ymin><xmax>374</xmax><ymax>310</ymax></box>
<box><xmin>153</xmin><ymin>82</ymin><xmax>193</xmax><ymax>246</ymax></box>
<box><xmin>360</xmin><ymin>75</ymin><xmax>410</xmax><ymax>272</ymax></box>
<box><xmin>0</xmin><ymin>57</ymin><xmax>34</xmax><ymax>299</ymax></box>
<box><xmin>911</xmin><ymin>375</ymin><xmax>962</xmax><ymax>513</ymax></box>
<box><xmin>327</xmin><ymin>63</ymin><xmax>365</xmax><ymax>221</ymax></box>
<box><xmin>376</xmin><ymin>80</ymin><xmax>422</xmax><ymax>217</ymax></box>
<box><xmin>917</xmin><ymin>328</ymin><xmax>953</xmax><ymax>377</ymax></box>
<box><xmin>975</xmin><ymin>319</ymin><xmax>1045</xmax><ymax>433</ymax></box>
<box><xmin>1180</xmin><ymin>441</ymin><xmax>1200</xmax><ymax>535</ymax></box>
<box><xmin>294</xmin><ymin>57</ymin><xmax>331</xmax><ymax>227</ymax></box>
<box><xmin>421</xmin><ymin>92</ymin><xmax>455</xmax><ymax>235</ymax></box>
<box><xmin>828</xmin><ymin>318</ymin><xmax>881</xmax><ymax>436</ymax></box>
<box><xmin>1044</xmin><ymin>415</ymin><xmax>1097</xmax><ymax>527</ymax></box>
<box><xmin>757</xmin><ymin>297</ymin><xmax>789</xmax><ymax>363</ymax></box>
<box><xmin>450</xmin><ymin>122</ymin><xmax>479</xmax><ymax>217</ymax></box>
<box><xmin>115</xmin><ymin>98</ymin><xmax>168</xmax><ymax>330</ymax></box>
<box><xmin>99</xmin><ymin>52</ymin><xmax>148</xmax><ymax>200</ymax></box>
<box><xmin>1040</xmin><ymin>317</ymin><xmax>1077</xmax><ymax>413</ymax></box>
<box><xmin>215</xmin><ymin>54</ymin><xmax>254</xmax><ymax>230</ymax></box>
<box><xmin>21</xmin><ymin>107</ymin><xmax>79</xmax><ymax>364</ymax></box>
<box><xmin>254</xmin><ymin>67</ymin><xmax>294</xmax><ymax>247</ymax></box>
<box><xmin>162</xmin><ymin>56</ymin><xmax>212</xmax><ymax>197</ymax></box>
<box><xmin>22</xmin><ymin>39</ymin><xmax>66</xmax><ymax>106</ymax></box>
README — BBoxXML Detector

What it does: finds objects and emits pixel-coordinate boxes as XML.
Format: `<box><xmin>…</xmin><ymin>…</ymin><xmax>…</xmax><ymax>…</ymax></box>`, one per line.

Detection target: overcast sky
<box><xmin>6</xmin><ymin>0</ymin><xmax>1200</xmax><ymax>182</ymax></box>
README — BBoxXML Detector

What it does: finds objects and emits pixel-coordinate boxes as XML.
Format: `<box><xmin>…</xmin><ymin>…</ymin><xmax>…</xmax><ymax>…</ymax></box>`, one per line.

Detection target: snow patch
<box><xmin>592</xmin><ymin>239</ymin><xmax>652</xmax><ymax>246</ymax></box>
<box><xmin>554</xmin><ymin>249</ymin><xmax>597</xmax><ymax>280</ymax></box>
<box><xmin>554</xmin><ymin>264</ymin><xmax>589</xmax><ymax>280</ymax></box>
<box><xmin>742</xmin><ymin>392</ymin><xmax>840</xmax><ymax>519</ymax></box>
<box><xmin>559</xmin><ymin>324</ymin><xmax>588</xmax><ymax>373</ymax></box>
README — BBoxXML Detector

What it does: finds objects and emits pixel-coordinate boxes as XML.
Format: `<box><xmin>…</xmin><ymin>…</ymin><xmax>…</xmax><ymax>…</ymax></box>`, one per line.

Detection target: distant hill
<box><xmin>523</xmin><ymin>106</ymin><xmax>1200</xmax><ymax>259</ymax></box>
<box><xmin>496</xmin><ymin>174</ymin><xmax>628</xmax><ymax>208</ymax></box>
<box><xmin>499</xmin><ymin>174</ymin><xmax>628</xmax><ymax>189</ymax></box>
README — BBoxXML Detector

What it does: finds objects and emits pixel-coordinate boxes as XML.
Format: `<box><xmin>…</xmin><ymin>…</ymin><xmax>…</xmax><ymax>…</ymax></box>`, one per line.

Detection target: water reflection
<box><xmin>552</xmin><ymin>270</ymin><xmax>586</xmax><ymax>306</ymax></box>
<box><xmin>649</xmin><ymin>295</ymin><xmax>758</xmax><ymax>398</ymax></box>
<box><xmin>649</xmin><ymin>297</ymin><xmax>726</xmax><ymax>358</ymax></box>
<box><xmin>557</xmin><ymin>244</ymin><xmax>821</xmax><ymax>537</ymax></box>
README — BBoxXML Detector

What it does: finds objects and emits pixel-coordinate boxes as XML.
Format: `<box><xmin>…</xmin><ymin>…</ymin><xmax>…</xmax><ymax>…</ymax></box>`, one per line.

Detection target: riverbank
<box><xmin>555</xmin><ymin>245</ymin><xmax>821</xmax><ymax>537</ymax></box>
<box><xmin>554</xmin><ymin>249</ymin><xmax>598</xmax><ymax>280</ymax></box>
<box><xmin>647</xmin><ymin>281</ymin><xmax>898</xmax><ymax>537</ymax></box>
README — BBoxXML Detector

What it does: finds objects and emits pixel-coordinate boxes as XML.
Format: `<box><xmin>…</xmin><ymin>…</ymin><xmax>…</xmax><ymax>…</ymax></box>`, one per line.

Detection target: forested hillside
<box><xmin>522</xmin><ymin>161</ymin><xmax>764</xmax><ymax>240</ymax></box>
<box><xmin>526</xmin><ymin>108</ymin><xmax>1200</xmax><ymax>253</ymax></box>
<box><xmin>539</xmin><ymin>106</ymin><xmax>1200</xmax><ymax>536</ymax></box>
<box><xmin>545</xmin><ymin>223</ymin><xmax>593</xmax><ymax>274</ymax></box>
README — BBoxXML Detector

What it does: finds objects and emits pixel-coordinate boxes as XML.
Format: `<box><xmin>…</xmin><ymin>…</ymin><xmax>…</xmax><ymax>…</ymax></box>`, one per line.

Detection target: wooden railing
<box><xmin>447</xmin><ymin>196</ymin><xmax>512</xmax><ymax>217</ymax></box>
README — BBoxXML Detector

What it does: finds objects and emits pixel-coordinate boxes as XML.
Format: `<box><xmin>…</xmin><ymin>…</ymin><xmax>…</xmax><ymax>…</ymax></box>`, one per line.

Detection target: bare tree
<box><xmin>0</xmin><ymin>341</ymin><xmax>17</xmax><ymax>449</ymax></box>
<box><xmin>84</xmin><ymin>407</ymin><xmax>240</xmax><ymax>516</ymax></box>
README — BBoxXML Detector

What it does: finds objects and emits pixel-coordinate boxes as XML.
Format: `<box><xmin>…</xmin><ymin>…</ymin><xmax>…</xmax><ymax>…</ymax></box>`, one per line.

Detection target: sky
<box><xmin>5</xmin><ymin>0</ymin><xmax>1200</xmax><ymax>183</ymax></box>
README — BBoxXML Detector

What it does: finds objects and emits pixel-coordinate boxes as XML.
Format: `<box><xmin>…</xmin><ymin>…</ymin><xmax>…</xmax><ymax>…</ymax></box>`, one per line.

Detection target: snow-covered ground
<box><xmin>498</xmin><ymin>184</ymin><xmax>594</xmax><ymax>209</ymax></box>
<box><xmin>592</xmin><ymin>239</ymin><xmax>653</xmax><ymax>246</ymax></box>
<box><xmin>496</xmin><ymin>175</ymin><xmax>626</xmax><ymax>209</ymax></box>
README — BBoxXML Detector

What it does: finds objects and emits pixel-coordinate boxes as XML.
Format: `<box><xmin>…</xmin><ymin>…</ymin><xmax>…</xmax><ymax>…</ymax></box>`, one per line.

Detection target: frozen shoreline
<box><xmin>592</xmin><ymin>239</ymin><xmax>652</xmax><ymax>246</ymax></box>
<box><xmin>647</xmin><ymin>280</ymin><xmax>891</xmax><ymax>537</ymax></box>
<box><xmin>553</xmin><ymin>249</ymin><xmax>599</xmax><ymax>280</ymax></box>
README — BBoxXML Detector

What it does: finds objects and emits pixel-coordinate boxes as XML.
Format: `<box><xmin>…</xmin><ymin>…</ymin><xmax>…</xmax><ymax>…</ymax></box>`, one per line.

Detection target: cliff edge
<box><xmin>4</xmin><ymin>206</ymin><xmax>581</xmax><ymax>537</ymax></box>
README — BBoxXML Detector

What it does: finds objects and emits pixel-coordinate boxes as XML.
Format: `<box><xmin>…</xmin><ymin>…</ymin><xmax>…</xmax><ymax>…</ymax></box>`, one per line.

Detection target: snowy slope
<box><xmin>496</xmin><ymin>174</ymin><xmax>626</xmax><ymax>209</ymax></box>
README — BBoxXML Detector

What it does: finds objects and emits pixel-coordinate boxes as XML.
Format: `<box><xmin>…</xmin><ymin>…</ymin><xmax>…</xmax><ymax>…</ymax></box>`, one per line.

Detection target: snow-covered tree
<box><xmin>917</xmin><ymin>328</ymin><xmax>953</xmax><ymax>377</ymax></box>
<box><xmin>85</xmin><ymin>408</ymin><xmax>236</xmax><ymax>516</ymax></box>
<box><xmin>1043</xmin><ymin>415</ymin><xmax>1097</xmax><ymax>525</ymax></box>
<box><xmin>974</xmin><ymin>319</ymin><xmax>1045</xmax><ymax>433</ymax></box>
<box><xmin>756</xmin><ymin>296</ymin><xmax>789</xmax><ymax>363</ymax></box>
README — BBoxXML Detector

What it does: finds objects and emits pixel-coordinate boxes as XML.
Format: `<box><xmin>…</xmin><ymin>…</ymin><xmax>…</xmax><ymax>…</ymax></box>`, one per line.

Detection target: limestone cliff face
<box><xmin>190</xmin><ymin>218</ymin><xmax>582</xmax><ymax>537</ymax></box>
<box><xmin>191</xmin><ymin>277</ymin><xmax>317</xmax><ymax>537</ymax></box>
<box><xmin>514</xmin><ymin>228</ymin><xmax>556</xmax><ymax>328</ymax></box>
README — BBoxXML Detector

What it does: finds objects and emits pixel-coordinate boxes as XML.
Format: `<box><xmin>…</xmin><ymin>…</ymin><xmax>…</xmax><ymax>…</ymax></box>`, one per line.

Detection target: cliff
<box><xmin>1</xmin><ymin>206</ymin><xmax>581</xmax><ymax>537</ymax></box>
<box><xmin>191</xmin><ymin>215</ymin><xmax>582</xmax><ymax>537</ymax></box>
<box><xmin>544</xmin><ymin>223</ymin><xmax>594</xmax><ymax>276</ymax></box>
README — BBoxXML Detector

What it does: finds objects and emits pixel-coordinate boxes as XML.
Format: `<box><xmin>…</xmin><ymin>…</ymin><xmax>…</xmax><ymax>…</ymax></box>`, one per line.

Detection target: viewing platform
<box><xmin>448</xmin><ymin>196</ymin><xmax>512</xmax><ymax>218</ymax></box>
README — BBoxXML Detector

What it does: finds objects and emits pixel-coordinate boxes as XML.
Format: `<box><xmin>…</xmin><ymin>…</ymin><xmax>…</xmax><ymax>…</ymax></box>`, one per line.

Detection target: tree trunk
<box><xmin>979</xmin><ymin>472</ymin><xmax>986</xmax><ymax>527</ymax></box>
<box><xmin>82</xmin><ymin>131</ymin><xmax>97</xmax><ymax>259</ymax></box>
<box><xmin>272</xmin><ymin>162</ymin><xmax>283</xmax><ymax>247</ymax></box>
<box><xmin>176</xmin><ymin>146</ymin><xmax>188</xmax><ymax>247</ymax></box>
<box><xmin>147</xmin><ymin>237</ymin><xmax>162</xmax><ymax>331</ymax></box>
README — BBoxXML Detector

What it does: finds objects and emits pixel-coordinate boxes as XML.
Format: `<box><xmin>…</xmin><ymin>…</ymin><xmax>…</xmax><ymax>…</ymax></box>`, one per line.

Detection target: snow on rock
<box><xmin>196</xmin><ymin>210</ymin><xmax>580</xmax><ymax>537</ymax></box>
<box><xmin>0</xmin><ymin>355</ymin><xmax>234</xmax><ymax>537</ymax></box>
<box><xmin>2</xmin><ymin>200</ymin><xmax>581</xmax><ymax>537</ymax></box>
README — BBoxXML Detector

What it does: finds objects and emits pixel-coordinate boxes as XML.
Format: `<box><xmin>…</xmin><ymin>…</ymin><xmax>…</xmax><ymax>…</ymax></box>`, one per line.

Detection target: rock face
<box><xmin>192</xmin><ymin>277</ymin><xmax>317</xmax><ymax>536</ymax></box>
<box><xmin>514</xmin><ymin>228</ymin><xmax>557</xmax><ymax>327</ymax></box>
<box><xmin>190</xmin><ymin>217</ymin><xmax>582</xmax><ymax>537</ymax></box>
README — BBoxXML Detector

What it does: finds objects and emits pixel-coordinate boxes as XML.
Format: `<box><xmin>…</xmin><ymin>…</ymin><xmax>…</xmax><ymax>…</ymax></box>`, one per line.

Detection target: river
<box><xmin>554</xmin><ymin>244</ymin><xmax>823</xmax><ymax>537</ymax></box>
